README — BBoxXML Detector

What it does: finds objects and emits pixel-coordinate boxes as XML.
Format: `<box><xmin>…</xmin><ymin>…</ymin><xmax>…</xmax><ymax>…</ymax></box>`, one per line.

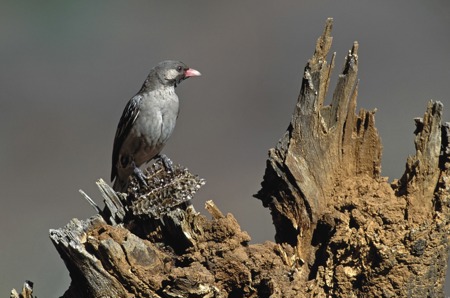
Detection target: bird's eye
<box><xmin>176</xmin><ymin>66</ymin><xmax>183</xmax><ymax>72</ymax></box>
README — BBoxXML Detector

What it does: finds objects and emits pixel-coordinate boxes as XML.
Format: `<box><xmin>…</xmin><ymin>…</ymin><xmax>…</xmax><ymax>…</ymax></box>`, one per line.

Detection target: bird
<box><xmin>111</xmin><ymin>60</ymin><xmax>201</xmax><ymax>192</ymax></box>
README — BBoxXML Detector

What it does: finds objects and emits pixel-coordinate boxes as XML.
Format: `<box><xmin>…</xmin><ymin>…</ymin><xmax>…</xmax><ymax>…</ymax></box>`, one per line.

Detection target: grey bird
<box><xmin>111</xmin><ymin>60</ymin><xmax>201</xmax><ymax>192</ymax></box>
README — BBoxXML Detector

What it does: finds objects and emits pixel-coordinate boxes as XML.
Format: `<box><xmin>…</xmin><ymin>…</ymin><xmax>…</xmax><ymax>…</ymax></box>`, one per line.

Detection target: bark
<box><xmin>11</xmin><ymin>18</ymin><xmax>450</xmax><ymax>298</ymax></box>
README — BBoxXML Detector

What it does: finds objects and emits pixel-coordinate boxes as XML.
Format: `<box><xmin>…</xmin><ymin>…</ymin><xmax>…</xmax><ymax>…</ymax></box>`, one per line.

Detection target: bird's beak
<box><xmin>185</xmin><ymin>68</ymin><xmax>201</xmax><ymax>78</ymax></box>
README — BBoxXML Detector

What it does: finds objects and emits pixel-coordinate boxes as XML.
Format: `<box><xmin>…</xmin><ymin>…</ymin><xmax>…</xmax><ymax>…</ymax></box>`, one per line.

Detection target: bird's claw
<box><xmin>133</xmin><ymin>164</ymin><xmax>148</xmax><ymax>188</ymax></box>
<box><xmin>159</xmin><ymin>154</ymin><xmax>174</xmax><ymax>173</ymax></box>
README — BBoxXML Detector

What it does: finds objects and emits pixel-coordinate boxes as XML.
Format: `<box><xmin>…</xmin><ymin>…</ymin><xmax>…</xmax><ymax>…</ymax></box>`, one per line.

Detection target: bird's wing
<box><xmin>111</xmin><ymin>95</ymin><xmax>142</xmax><ymax>181</ymax></box>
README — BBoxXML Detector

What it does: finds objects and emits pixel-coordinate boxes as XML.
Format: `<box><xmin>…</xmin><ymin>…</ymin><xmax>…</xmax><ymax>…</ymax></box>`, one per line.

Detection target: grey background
<box><xmin>1</xmin><ymin>1</ymin><xmax>449</xmax><ymax>296</ymax></box>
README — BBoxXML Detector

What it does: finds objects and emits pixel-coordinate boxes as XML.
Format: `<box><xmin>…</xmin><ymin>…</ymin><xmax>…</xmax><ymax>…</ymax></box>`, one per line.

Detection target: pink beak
<box><xmin>185</xmin><ymin>68</ymin><xmax>201</xmax><ymax>78</ymax></box>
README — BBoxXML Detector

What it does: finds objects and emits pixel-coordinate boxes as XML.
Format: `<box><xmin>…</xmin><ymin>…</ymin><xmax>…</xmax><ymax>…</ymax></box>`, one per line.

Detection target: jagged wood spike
<box><xmin>96</xmin><ymin>178</ymin><xmax>126</xmax><ymax>224</ymax></box>
<box><xmin>78</xmin><ymin>189</ymin><xmax>102</xmax><ymax>213</ymax></box>
<box><xmin>10</xmin><ymin>280</ymin><xmax>34</xmax><ymax>298</ymax></box>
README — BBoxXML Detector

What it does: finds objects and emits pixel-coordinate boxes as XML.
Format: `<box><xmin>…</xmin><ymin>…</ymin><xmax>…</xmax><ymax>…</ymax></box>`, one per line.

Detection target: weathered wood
<box><xmin>255</xmin><ymin>18</ymin><xmax>381</xmax><ymax>256</ymax></box>
<box><xmin>255</xmin><ymin>18</ymin><xmax>450</xmax><ymax>297</ymax></box>
<box><xmin>395</xmin><ymin>101</ymin><xmax>444</xmax><ymax>221</ymax></box>
<box><xmin>205</xmin><ymin>200</ymin><xmax>225</xmax><ymax>219</ymax></box>
<box><xmin>50</xmin><ymin>186</ymin><xmax>302</xmax><ymax>297</ymax></box>
<box><xmin>10</xmin><ymin>281</ymin><xmax>33</xmax><ymax>298</ymax></box>
<box><xmin>50</xmin><ymin>216</ymin><xmax>129</xmax><ymax>298</ymax></box>
<box><xmin>11</xmin><ymin>18</ymin><xmax>450</xmax><ymax>297</ymax></box>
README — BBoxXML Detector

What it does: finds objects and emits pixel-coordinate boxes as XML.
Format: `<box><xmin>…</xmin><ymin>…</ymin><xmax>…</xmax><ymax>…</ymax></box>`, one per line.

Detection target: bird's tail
<box><xmin>112</xmin><ymin>177</ymin><xmax>128</xmax><ymax>193</ymax></box>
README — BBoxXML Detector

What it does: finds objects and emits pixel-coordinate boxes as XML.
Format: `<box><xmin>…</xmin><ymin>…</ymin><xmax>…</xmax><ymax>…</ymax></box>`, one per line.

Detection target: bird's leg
<box><xmin>158</xmin><ymin>154</ymin><xmax>174</xmax><ymax>173</ymax></box>
<box><xmin>131</xmin><ymin>161</ymin><xmax>148</xmax><ymax>188</ymax></box>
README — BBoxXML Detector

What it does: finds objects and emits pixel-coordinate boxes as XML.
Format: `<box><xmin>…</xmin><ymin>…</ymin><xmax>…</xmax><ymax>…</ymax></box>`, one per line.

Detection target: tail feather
<box><xmin>112</xmin><ymin>177</ymin><xmax>128</xmax><ymax>193</ymax></box>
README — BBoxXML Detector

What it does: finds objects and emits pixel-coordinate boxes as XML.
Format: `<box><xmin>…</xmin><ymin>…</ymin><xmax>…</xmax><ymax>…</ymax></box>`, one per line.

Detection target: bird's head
<box><xmin>152</xmin><ymin>60</ymin><xmax>201</xmax><ymax>88</ymax></box>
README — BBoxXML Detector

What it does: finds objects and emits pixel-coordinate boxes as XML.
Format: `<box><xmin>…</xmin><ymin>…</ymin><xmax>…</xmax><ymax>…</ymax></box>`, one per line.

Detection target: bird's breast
<box><xmin>138</xmin><ymin>90</ymin><xmax>179</xmax><ymax>145</ymax></box>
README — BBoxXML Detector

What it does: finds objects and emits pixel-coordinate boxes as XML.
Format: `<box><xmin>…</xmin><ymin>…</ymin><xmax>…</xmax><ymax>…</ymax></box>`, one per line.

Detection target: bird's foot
<box><xmin>132</xmin><ymin>163</ymin><xmax>148</xmax><ymax>189</ymax></box>
<box><xmin>159</xmin><ymin>154</ymin><xmax>174</xmax><ymax>173</ymax></box>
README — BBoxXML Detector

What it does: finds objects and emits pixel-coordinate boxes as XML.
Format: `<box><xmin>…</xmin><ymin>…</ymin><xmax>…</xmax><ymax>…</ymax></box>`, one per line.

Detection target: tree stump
<box><xmin>254</xmin><ymin>18</ymin><xmax>450</xmax><ymax>297</ymax></box>
<box><xmin>11</xmin><ymin>18</ymin><xmax>450</xmax><ymax>298</ymax></box>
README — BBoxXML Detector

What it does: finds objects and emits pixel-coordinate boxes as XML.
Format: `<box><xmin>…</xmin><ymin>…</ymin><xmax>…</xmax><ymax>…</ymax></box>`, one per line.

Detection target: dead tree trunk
<box><xmin>254</xmin><ymin>18</ymin><xmax>450</xmax><ymax>297</ymax></box>
<box><xmin>12</xmin><ymin>18</ymin><xmax>450</xmax><ymax>298</ymax></box>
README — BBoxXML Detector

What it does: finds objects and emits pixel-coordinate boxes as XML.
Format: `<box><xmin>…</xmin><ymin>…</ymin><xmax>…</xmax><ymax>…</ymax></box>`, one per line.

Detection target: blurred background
<box><xmin>1</xmin><ymin>1</ymin><xmax>449</xmax><ymax>296</ymax></box>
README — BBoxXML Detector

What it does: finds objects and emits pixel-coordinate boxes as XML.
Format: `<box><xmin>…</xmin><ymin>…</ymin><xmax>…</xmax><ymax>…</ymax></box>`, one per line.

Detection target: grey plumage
<box><xmin>111</xmin><ymin>60</ymin><xmax>201</xmax><ymax>192</ymax></box>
